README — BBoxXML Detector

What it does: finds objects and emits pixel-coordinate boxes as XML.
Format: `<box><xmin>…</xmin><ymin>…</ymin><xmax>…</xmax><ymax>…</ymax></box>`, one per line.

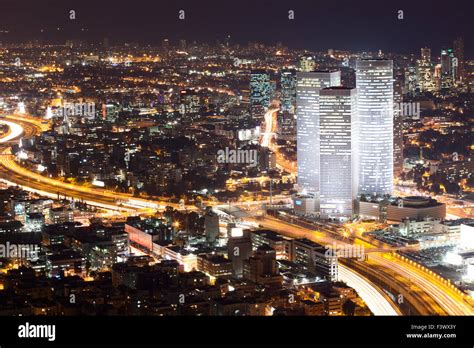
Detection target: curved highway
<box><xmin>1</xmin><ymin>114</ymin><xmax>472</xmax><ymax>316</ymax></box>
<box><xmin>338</xmin><ymin>264</ymin><xmax>400</xmax><ymax>315</ymax></box>
<box><xmin>0</xmin><ymin>120</ymin><xmax>24</xmax><ymax>143</ymax></box>
<box><xmin>0</xmin><ymin>115</ymin><xmax>188</xmax><ymax>212</ymax></box>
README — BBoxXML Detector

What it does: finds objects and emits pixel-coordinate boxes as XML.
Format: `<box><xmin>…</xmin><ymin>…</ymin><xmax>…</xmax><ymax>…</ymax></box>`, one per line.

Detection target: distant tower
<box><xmin>17</xmin><ymin>102</ymin><xmax>26</xmax><ymax>114</ymax></box>
<box><xmin>280</xmin><ymin>68</ymin><xmax>296</xmax><ymax>114</ymax></box>
<box><xmin>440</xmin><ymin>48</ymin><xmax>454</xmax><ymax>89</ymax></box>
<box><xmin>417</xmin><ymin>47</ymin><xmax>436</xmax><ymax>92</ymax></box>
<box><xmin>250</xmin><ymin>69</ymin><xmax>271</xmax><ymax>116</ymax></box>
<box><xmin>162</xmin><ymin>39</ymin><xmax>170</xmax><ymax>51</ymax></box>
<box><xmin>204</xmin><ymin>208</ymin><xmax>219</xmax><ymax>245</ymax></box>
<box><xmin>421</xmin><ymin>47</ymin><xmax>431</xmax><ymax>62</ymax></box>
<box><xmin>393</xmin><ymin>68</ymin><xmax>404</xmax><ymax>177</ymax></box>
<box><xmin>453</xmin><ymin>37</ymin><xmax>465</xmax><ymax>82</ymax></box>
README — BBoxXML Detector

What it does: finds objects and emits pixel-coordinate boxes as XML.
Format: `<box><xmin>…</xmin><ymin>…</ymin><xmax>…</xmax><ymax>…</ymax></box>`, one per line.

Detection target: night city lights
<box><xmin>0</xmin><ymin>0</ymin><xmax>473</xmax><ymax>346</ymax></box>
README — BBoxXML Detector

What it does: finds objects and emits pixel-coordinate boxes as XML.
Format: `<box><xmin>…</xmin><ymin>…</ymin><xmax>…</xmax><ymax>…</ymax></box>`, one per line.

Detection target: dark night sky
<box><xmin>0</xmin><ymin>0</ymin><xmax>473</xmax><ymax>57</ymax></box>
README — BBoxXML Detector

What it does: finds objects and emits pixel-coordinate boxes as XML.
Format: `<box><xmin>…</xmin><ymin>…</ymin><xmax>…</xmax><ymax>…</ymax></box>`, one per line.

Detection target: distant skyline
<box><xmin>0</xmin><ymin>0</ymin><xmax>472</xmax><ymax>57</ymax></box>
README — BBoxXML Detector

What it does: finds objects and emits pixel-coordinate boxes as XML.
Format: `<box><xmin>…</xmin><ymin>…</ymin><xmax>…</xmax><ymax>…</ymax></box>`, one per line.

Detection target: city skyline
<box><xmin>0</xmin><ymin>4</ymin><xmax>473</xmax><ymax>345</ymax></box>
<box><xmin>0</xmin><ymin>0</ymin><xmax>473</xmax><ymax>57</ymax></box>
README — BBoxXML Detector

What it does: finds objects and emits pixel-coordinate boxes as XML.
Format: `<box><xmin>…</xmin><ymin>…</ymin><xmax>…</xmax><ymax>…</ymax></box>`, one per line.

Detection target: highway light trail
<box><xmin>260</xmin><ymin>108</ymin><xmax>277</xmax><ymax>148</ymax></box>
<box><xmin>0</xmin><ymin>178</ymin><xmax>137</xmax><ymax>212</ymax></box>
<box><xmin>372</xmin><ymin>254</ymin><xmax>474</xmax><ymax>316</ymax></box>
<box><xmin>338</xmin><ymin>264</ymin><xmax>400</xmax><ymax>316</ymax></box>
<box><xmin>2</xmin><ymin>115</ymin><xmax>473</xmax><ymax>316</ymax></box>
<box><xmin>0</xmin><ymin>120</ymin><xmax>24</xmax><ymax>143</ymax></box>
<box><xmin>252</xmin><ymin>215</ymin><xmax>401</xmax><ymax>314</ymax></box>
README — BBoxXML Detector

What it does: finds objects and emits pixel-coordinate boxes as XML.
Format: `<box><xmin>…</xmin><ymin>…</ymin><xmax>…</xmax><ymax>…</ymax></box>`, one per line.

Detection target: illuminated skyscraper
<box><xmin>280</xmin><ymin>68</ymin><xmax>296</xmax><ymax>114</ymax></box>
<box><xmin>441</xmin><ymin>48</ymin><xmax>452</xmax><ymax>74</ymax></box>
<box><xmin>421</xmin><ymin>47</ymin><xmax>431</xmax><ymax>62</ymax></box>
<box><xmin>393</xmin><ymin>69</ymin><xmax>404</xmax><ymax>177</ymax></box>
<box><xmin>441</xmin><ymin>48</ymin><xmax>454</xmax><ymax>89</ymax></box>
<box><xmin>417</xmin><ymin>47</ymin><xmax>437</xmax><ymax>92</ymax></box>
<box><xmin>404</xmin><ymin>66</ymin><xmax>418</xmax><ymax>94</ymax></box>
<box><xmin>250</xmin><ymin>69</ymin><xmax>271</xmax><ymax>110</ymax></box>
<box><xmin>296</xmin><ymin>70</ymin><xmax>341</xmax><ymax>196</ymax></box>
<box><xmin>319</xmin><ymin>87</ymin><xmax>358</xmax><ymax>219</ymax></box>
<box><xmin>453</xmin><ymin>37</ymin><xmax>465</xmax><ymax>82</ymax></box>
<box><xmin>356</xmin><ymin>59</ymin><xmax>394</xmax><ymax>196</ymax></box>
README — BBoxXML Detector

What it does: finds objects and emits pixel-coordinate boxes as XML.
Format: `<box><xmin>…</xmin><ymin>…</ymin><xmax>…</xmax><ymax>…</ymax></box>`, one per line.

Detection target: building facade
<box><xmin>280</xmin><ymin>68</ymin><xmax>296</xmax><ymax>114</ymax></box>
<box><xmin>355</xmin><ymin>59</ymin><xmax>394</xmax><ymax>196</ymax></box>
<box><xmin>296</xmin><ymin>70</ymin><xmax>341</xmax><ymax>197</ymax></box>
<box><xmin>319</xmin><ymin>87</ymin><xmax>358</xmax><ymax>219</ymax></box>
<box><xmin>250</xmin><ymin>69</ymin><xmax>271</xmax><ymax>110</ymax></box>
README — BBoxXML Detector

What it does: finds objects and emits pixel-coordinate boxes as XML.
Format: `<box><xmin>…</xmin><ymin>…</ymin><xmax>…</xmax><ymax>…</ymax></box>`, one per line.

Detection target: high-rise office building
<box><xmin>441</xmin><ymin>48</ymin><xmax>452</xmax><ymax>74</ymax></box>
<box><xmin>453</xmin><ymin>37</ymin><xmax>465</xmax><ymax>82</ymax></box>
<box><xmin>227</xmin><ymin>225</ymin><xmax>252</xmax><ymax>278</ymax></box>
<box><xmin>250</xmin><ymin>69</ymin><xmax>271</xmax><ymax>110</ymax></box>
<box><xmin>277</xmin><ymin>112</ymin><xmax>296</xmax><ymax>140</ymax></box>
<box><xmin>319</xmin><ymin>87</ymin><xmax>358</xmax><ymax>219</ymax></box>
<box><xmin>280</xmin><ymin>68</ymin><xmax>296</xmax><ymax>114</ymax></box>
<box><xmin>404</xmin><ymin>66</ymin><xmax>418</xmax><ymax>94</ymax></box>
<box><xmin>441</xmin><ymin>48</ymin><xmax>454</xmax><ymax>89</ymax></box>
<box><xmin>204</xmin><ymin>208</ymin><xmax>219</xmax><ymax>245</ymax></box>
<box><xmin>296</xmin><ymin>71</ymin><xmax>341</xmax><ymax>197</ymax></box>
<box><xmin>356</xmin><ymin>59</ymin><xmax>394</xmax><ymax>196</ymax></box>
<box><xmin>299</xmin><ymin>54</ymin><xmax>316</xmax><ymax>72</ymax></box>
<box><xmin>393</xmin><ymin>69</ymin><xmax>404</xmax><ymax>177</ymax></box>
<box><xmin>417</xmin><ymin>47</ymin><xmax>437</xmax><ymax>92</ymax></box>
<box><xmin>421</xmin><ymin>47</ymin><xmax>431</xmax><ymax>62</ymax></box>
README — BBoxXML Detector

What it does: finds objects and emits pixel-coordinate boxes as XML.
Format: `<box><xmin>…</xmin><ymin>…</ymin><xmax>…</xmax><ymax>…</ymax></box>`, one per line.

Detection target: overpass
<box><xmin>0</xmin><ymin>114</ymin><xmax>472</xmax><ymax>316</ymax></box>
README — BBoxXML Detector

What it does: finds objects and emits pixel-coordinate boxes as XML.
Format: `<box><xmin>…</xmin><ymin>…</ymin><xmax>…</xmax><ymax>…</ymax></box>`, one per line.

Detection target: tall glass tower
<box><xmin>296</xmin><ymin>70</ymin><xmax>341</xmax><ymax>196</ymax></box>
<box><xmin>319</xmin><ymin>87</ymin><xmax>358</xmax><ymax>219</ymax></box>
<box><xmin>356</xmin><ymin>59</ymin><xmax>394</xmax><ymax>196</ymax></box>
<box><xmin>280</xmin><ymin>69</ymin><xmax>296</xmax><ymax>114</ymax></box>
<box><xmin>250</xmin><ymin>70</ymin><xmax>271</xmax><ymax>108</ymax></box>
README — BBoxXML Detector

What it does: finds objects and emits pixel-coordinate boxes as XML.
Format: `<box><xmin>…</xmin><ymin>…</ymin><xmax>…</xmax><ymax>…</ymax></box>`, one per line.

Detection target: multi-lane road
<box><xmin>0</xmin><ymin>114</ymin><xmax>472</xmax><ymax>316</ymax></box>
<box><xmin>0</xmin><ymin>115</ymin><xmax>188</xmax><ymax>212</ymax></box>
<box><xmin>250</xmin><ymin>208</ymin><xmax>473</xmax><ymax>315</ymax></box>
<box><xmin>260</xmin><ymin>107</ymin><xmax>297</xmax><ymax>174</ymax></box>
<box><xmin>0</xmin><ymin>119</ymin><xmax>24</xmax><ymax>143</ymax></box>
<box><xmin>258</xmin><ymin>112</ymin><xmax>473</xmax><ymax>315</ymax></box>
